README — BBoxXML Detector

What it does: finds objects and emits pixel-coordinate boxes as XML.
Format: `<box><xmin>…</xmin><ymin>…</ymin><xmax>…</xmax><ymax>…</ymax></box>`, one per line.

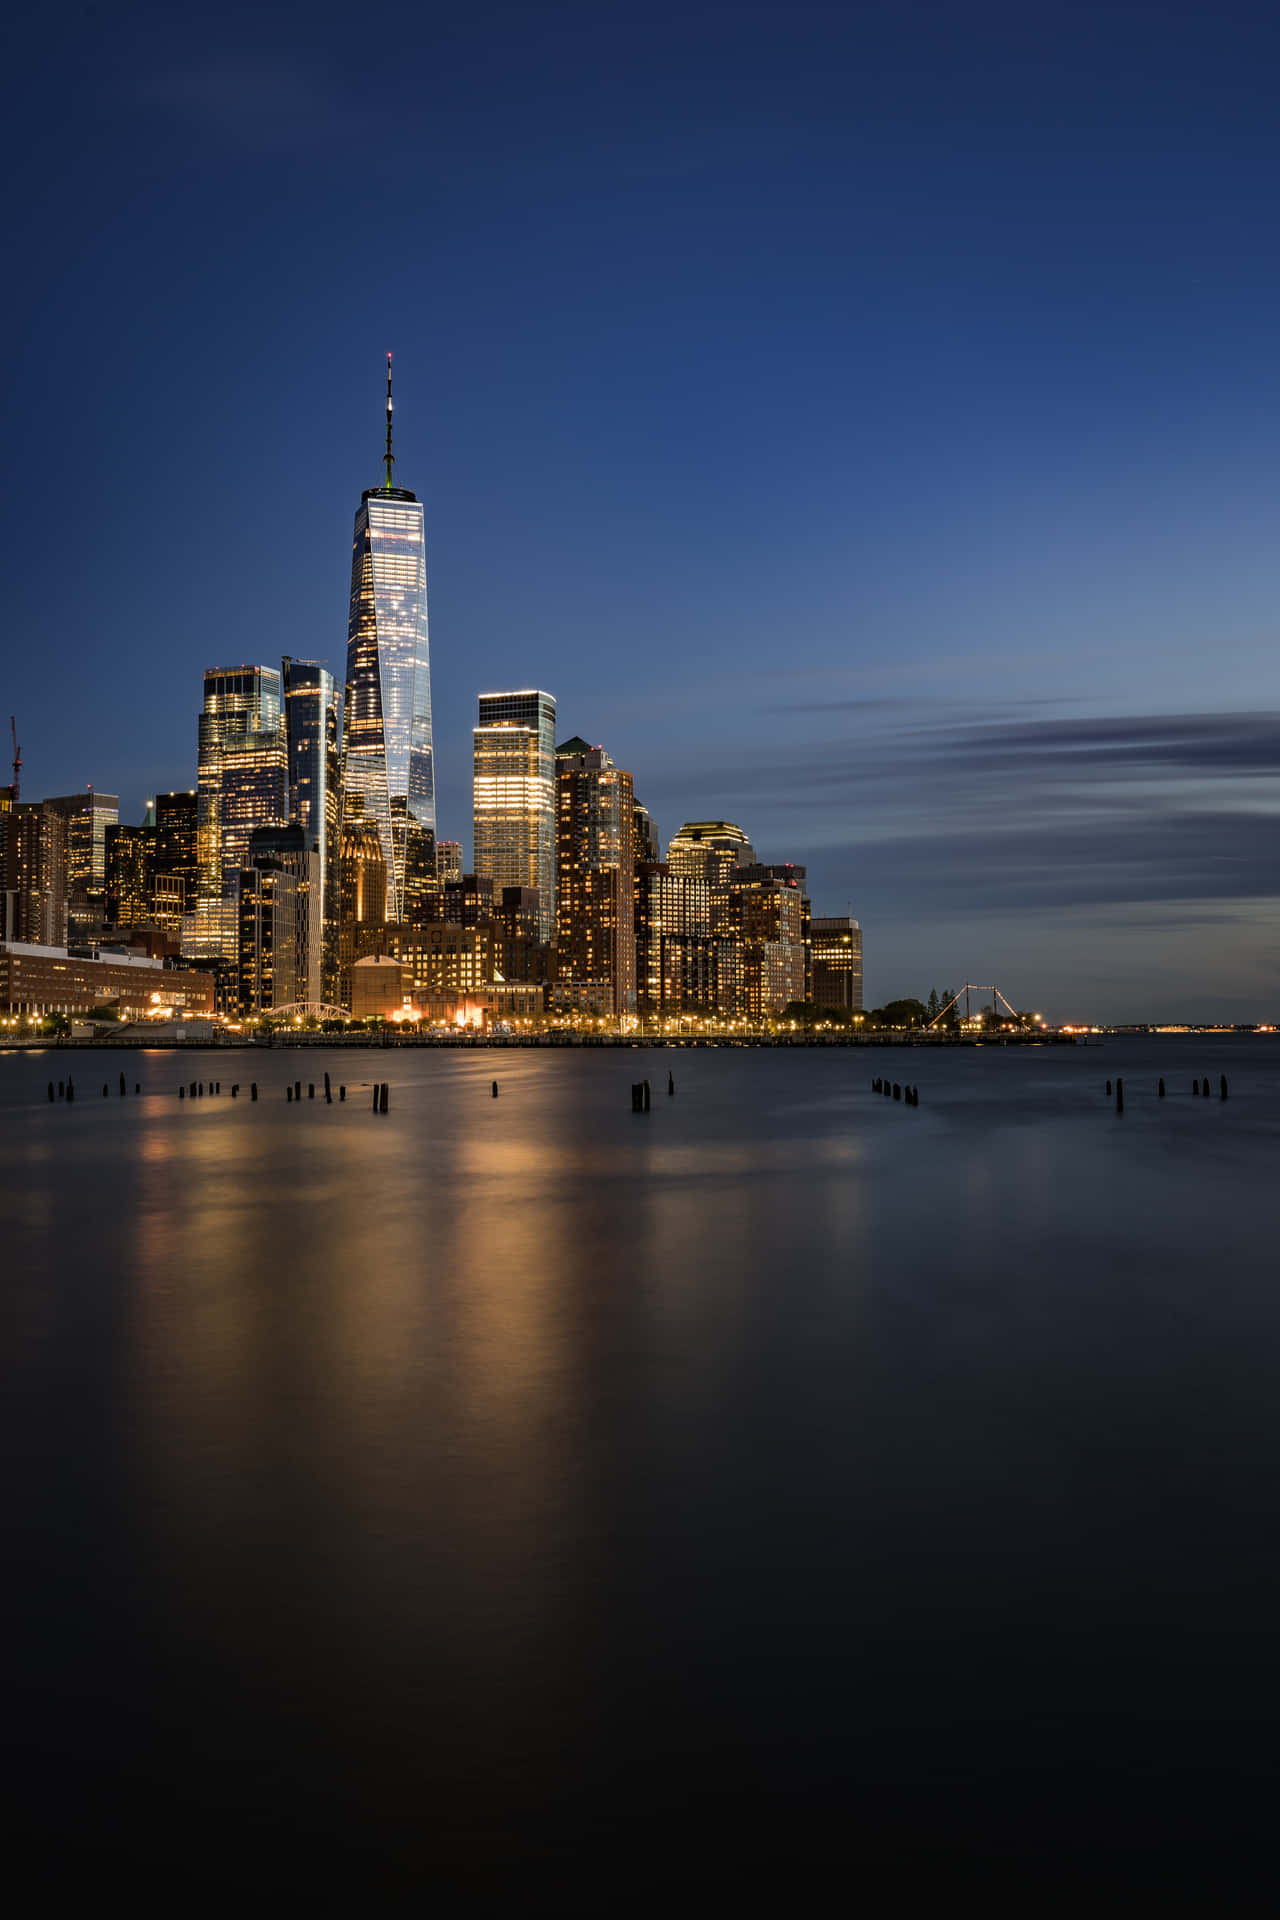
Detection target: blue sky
<box><xmin>5</xmin><ymin>0</ymin><xmax>1280</xmax><ymax>1018</ymax></box>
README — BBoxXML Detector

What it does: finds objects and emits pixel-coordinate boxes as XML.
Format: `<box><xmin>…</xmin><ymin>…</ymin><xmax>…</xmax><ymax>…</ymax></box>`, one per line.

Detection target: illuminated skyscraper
<box><xmin>341</xmin><ymin>356</ymin><xmax>435</xmax><ymax>922</ymax></box>
<box><xmin>153</xmin><ymin>791</ymin><xmax>197</xmax><ymax>937</ymax></box>
<box><xmin>554</xmin><ymin>737</ymin><xmax>636</xmax><ymax>1017</ymax></box>
<box><xmin>192</xmin><ymin>666</ymin><xmax>288</xmax><ymax>959</ymax></box>
<box><xmin>105</xmin><ymin>823</ymin><xmax>154</xmax><ymax>930</ymax></box>
<box><xmin>666</xmin><ymin>821</ymin><xmax>754</xmax><ymax>887</ymax></box>
<box><xmin>44</xmin><ymin>790</ymin><xmax>118</xmax><ymax>941</ymax></box>
<box><xmin>811</xmin><ymin>915</ymin><xmax>863</xmax><ymax>1012</ymax></box>
<box><xmin>282</xmin><ymin>658</ymin><xmax>340</xmax><ymax>997</ymax></box>
<box><xmin>473</xmin><ymin>690</ymin><xmax>556</xmax><ymax>942</ymax></box>
<box><xmin>337</xmin><ymin>799</ymin><xmax>388</xmax><ymax>1007</ymax></box>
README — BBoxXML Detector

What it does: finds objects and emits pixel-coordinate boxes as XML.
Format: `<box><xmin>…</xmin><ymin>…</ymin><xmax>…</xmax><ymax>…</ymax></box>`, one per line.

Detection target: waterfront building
<box><xmin>153</xmin><ymin>791</ymin><xmax>198</xmax><ymax>937</ymax></box>
<box><xmin>356</xmin><ymin>919</ymin><xmax>497</xmax><ymax>999</ymax></box>
<box><xmin>554</xmin><ymin>738</ymin><xmax>636</xmax><ymax>1017</ymax></box>
<box><xmin>810</xmin><ymin>915</ymin><xmax>863</xmax><ymax>1013</ymax></box>
<box><xmin>341</xmin><ymin>356</ymin><xmax>435</xmax><ymax>921</ymax></box>
<box><xmin>350</xmin><ymin>954</ymin><xmax>411</xmax><ymax>1022</ymax></box>
<box><xmin>720</xmin><ymin>868</ymin><xmax>806</xmax><ymax>1018</ymax></box>
<box><xmin>282</xmin><ymin>657</ymin><xmax>340</xmax><ymax>995</ymax></box>
<box><xmin>193</xmin><ymin>666</ymin><xmax>288</xmax><ymax>960</ymax></box>
<box><xmin>635</xmin><ymin>862</ymin><xmax>714</xmax><ymax>1019</ymax></box>
<box><xmin>667</xmin><ymin>821</ymin><xmax>755</xmax><ymax>888</ymax></box>
<box><xmin>472</xmin><ymin>690</ymin><xmax>557</xmax><ymax>941</ymax></box>
<box><xmin>0</xmin><ymin>941</ymin><xmax>215</xmax><ymax>1018</ymax></box>
<box><xmin>105</xmin><ymin>823</ymin><xmax>154</xmax><ymax>930</ymax></box>
<box><xmin>437</xmin><ymin>839</ymin><xmax>463</xmax><ymax>883</ymax></box>
<box><xmin>245</xmin><ymin>823</ymin><xmax>322</xmax><ymax>1007</ymax></box>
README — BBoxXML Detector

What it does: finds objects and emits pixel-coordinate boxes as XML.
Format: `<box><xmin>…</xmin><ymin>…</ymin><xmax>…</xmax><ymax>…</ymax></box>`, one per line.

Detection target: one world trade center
<box><xmin>341</xmin><ymin>355</ymin><xmax>435</xmax><ymax>920</ymax></box>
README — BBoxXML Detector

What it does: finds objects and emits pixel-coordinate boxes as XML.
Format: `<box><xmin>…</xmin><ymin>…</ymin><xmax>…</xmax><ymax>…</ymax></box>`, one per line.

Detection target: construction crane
<box><xmin>9</xmin><ymin>716</ymin><xmax>19</xmax><ymax>802</ymax></box>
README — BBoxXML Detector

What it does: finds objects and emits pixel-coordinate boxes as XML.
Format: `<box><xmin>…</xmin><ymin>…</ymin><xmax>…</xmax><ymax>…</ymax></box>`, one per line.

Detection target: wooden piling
<box><xmin>1221</xmin><ymin>1074</ymin><xmax>1229</xmax><ymax>1100</ymax></box>
<box><xmin>119</xmin><ymin>1073</ymin><xmax>126</xmax><ymax>1096</ymax></box>
<box><xmin>48</xmin><ymin>1082</ymin><xmax>54</xmax><ymax>1102</ymax></box>
<box><xmin>1116</xmin><ymin>1077</ymin><xmax>1124</xmax><ymax>1114</ymax></box>
<box><xmin>308</xmin><ymin>1084</ymin><xmax>314</xmax><ymax>1099</ymax></box>
<box><xmin>492</xmin><ymin>1080</ymin><xmax>498</xmax><ymax>1097</ymax></box>
<box><xmin>379</xmin><ymin>1082</ymin><xmax>389</xmax><ymax>1113</ymax></box>
<box><xmin>339</xmin><ymin>1086</ymin><xmax>345</xmax><ymax>1101</ymax></box>
<box><xmin>287</xmin><ymin>1086</ymin><xmax>293</xmax><ymax>1102</ymax></box>
<box><xmin>251</xmin><ymin>1082</ymin><xmax>258</xmax><ymax>1101</ymax></box>
<box><xmin>1158</xmin><ymin>1078</ymin><xmax>1165</xmax><ymax>1097</ymax></box>
<box><xmin>668</xmin><ymin>1071</ymin><xmax>675</xmax><ymax>1095</ymax></box>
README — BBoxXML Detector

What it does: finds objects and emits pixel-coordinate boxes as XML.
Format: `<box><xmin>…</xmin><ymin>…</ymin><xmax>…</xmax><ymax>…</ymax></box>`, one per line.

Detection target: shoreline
<box><xmin>2</xmin><ymin>1031</ymin><xmax>1081</xmax><ymax>1052</ymax></box>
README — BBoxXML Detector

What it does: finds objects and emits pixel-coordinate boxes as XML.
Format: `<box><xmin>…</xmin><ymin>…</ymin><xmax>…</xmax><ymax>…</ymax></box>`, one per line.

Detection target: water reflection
<box><xmin>3</xmin><ymin>1040</ymin><xmax>1280</xmax><ymax>1895</ymax></box>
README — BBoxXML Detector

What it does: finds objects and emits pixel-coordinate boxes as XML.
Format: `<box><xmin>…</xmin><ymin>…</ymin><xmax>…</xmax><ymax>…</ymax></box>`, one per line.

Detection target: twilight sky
<box><xmin>5</xmin><ymin>0</ymin><xmax>1280</xmax><ymax>1020</ymax></box>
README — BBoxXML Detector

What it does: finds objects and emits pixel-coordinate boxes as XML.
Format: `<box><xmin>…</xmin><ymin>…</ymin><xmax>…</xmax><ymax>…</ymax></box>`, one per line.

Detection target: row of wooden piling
<box><xmin>1106</xmin><ymin>1075</ymin><xmax>1228</xmax><ymax>1110</ymax></box>
<box><xmin>871</xmin><ymin>1077</ymin><xmax>919</xmax><ymax>1106</ymax></box>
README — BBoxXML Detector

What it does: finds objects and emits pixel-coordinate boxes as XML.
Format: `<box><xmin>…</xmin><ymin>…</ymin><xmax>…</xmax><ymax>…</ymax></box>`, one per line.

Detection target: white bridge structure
<box><xmin>269</xmin><ymin>1003</ymin><xmax>352</xmax><ymax>1023</ymax></box>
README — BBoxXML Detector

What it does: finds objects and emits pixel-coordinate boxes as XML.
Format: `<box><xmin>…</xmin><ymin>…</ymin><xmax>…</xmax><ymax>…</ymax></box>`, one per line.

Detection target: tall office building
<box><xmin>153</xmin><ymin>790</ymin><xmax>198</xmax><ymax>938</ymax></box>
<box><xmin>472</xmin><ymin>690</ymin><xmax>556</xmax><ymax>942</ymax></box>
<box><xmin>193</xmin><ymin>666</ymin><xmax>289</xmax><ymax>959</ymax></box>
<box><xmin>237</xmin><ymin>858</ymin><xmax>301</xmax><ymax>1016</ymax></box>
<box><xmin>0</xmin><ymin>802</ymin><xmax>66</xmax><ymax>946</ymax></box>
<box><xmin>44</xmin><ymin>791</ymin><xmax>118</xmax><ymax>941</ymax></box>
<box><xmin>554</xmin><ymin>737</ymin><xmax>636</xmax><ymax>1017</ymax></box>
<box><xmin>245</xmin><ymin>823</ymin><xmax>322</xmax><ymax>1006</ymax></box>
<box><xmin>341</xmin><ymin>356</ymin><xmax>435</xmax><ymax>922</ymax></box>
<box><xmin>105</xmin><ymin>823</ymin><xmax>154</xmax><ymax>930</ymax></box>
<box><xmin>282</xmin><ymin>657</ymin><xmax>340</xmax><ymax>997</ymax></box>
<box><xmin>810</xmin><ymin>915</ymin><xmax>863</xmax><ymax>1012</ymax></box>
<box><xmin>667</xmin><ymin>821</ymin><xmax>755</xmax><ymax>887</ymax></box>
<box><xmin>337</xmin><ymin>800</ymin><xmax>388</xmax><ymax>1007</ymax></box>
<box><xmin>437</xmin><ymin>839</ymin><xmax>462</xmax><ymax>884</ymax></box>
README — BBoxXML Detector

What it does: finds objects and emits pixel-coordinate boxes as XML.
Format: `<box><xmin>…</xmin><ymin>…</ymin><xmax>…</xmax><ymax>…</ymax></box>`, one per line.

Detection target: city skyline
<box><xmin>9</xmin><ymin>3</ymin><xmax>1280</xmax><ymax>1019</ymax></box>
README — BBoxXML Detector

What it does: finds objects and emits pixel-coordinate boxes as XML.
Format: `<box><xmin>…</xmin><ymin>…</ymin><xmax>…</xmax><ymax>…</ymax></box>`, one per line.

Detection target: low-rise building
<box><xmin>0</xmin><ymin>941</ymin><xmax>215</xmax><ymax>1017</ymax></box>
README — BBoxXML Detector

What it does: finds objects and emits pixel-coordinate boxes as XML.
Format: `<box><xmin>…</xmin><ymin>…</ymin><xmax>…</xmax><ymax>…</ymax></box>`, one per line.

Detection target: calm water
<box><xmin>3</xmin><ymin>1038</ymin><xmax>1280</xmax><ymax>1899</ymax></box>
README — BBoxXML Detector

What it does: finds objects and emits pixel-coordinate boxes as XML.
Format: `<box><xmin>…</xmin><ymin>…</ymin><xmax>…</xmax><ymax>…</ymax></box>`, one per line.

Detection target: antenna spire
<box><xmin>384</xmin><ymin>352</ymin><xmax>394</xmax><ymax>493</ymax></box>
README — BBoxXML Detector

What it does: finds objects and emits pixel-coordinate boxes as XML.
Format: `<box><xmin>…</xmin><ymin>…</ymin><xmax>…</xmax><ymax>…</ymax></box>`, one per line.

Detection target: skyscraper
<box><xmin>473</xmin><ymin>690</ymin><xmax>556</xmax><ymax>942</ymax></box>
<box><xmin>44</xmin><ymin>791</ymin><xmax>118</xmax><ymax>941</ymax></box>
<box><xmin>244</xmin><ymin>823</ymin><xmax>322</xmax><ymax>1007</ymax></box>
<box><xmin>105</xmin><ymin>823</ymin><xmax>154</xmax><ymax>930</ymax></box>
<box><xmin>554</xmin><ymin>737</ymin><xmax>636</xmax><ymax>1017</ymax></box>
<box><xmin>193</xmin><ymin>666</ymin><xmax>288</xmax><ymax>959</ymax></box>
<box><xmin>341</xmin><ymin>356</ymin><xmax>435</xmax><ymax>922</ymax></box>
<box><xmin>666</xmin><ymin>821</ymin><xmax>754</xmax><ymax>887</ymax></box>
<box><xmin>810</xmin><ymin>915</ymin><xmax>863</xmax><ymax>1012</ymax></box>
<box><xmin>153</xmin><ymin>791</ymin><xmax>197</xmax><ymax>938</ymax></box>
<box><xmin>337</xmin><ymin>799</ymin><xmax>388</xmax><ymax>1007</ymax></box>
<box><xmin>282</xmin><ymin>657</ymin><xmax>340</xmax><ymax>996</ymax></box>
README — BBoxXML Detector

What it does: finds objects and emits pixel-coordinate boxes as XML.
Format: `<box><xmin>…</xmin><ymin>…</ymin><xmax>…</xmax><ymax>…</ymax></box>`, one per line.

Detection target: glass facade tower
<box><xmin>473</xmin><ymin>690</ymin><xmax>556</xmax><ymax>942</ymax></box>
<box><xmin>193</xmin><ymin>666</ymin><xmax>288</xmax><ymax>960</ymax></box>
<box><xmin>282</xmin><ymin>657</ymin><xmax>340</xmax><ymax>1000</ymax></box>
<box><xmin>341</xmin><ymin>365</ymin><xmax>434</xmax><ymax>923</ymax></box>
